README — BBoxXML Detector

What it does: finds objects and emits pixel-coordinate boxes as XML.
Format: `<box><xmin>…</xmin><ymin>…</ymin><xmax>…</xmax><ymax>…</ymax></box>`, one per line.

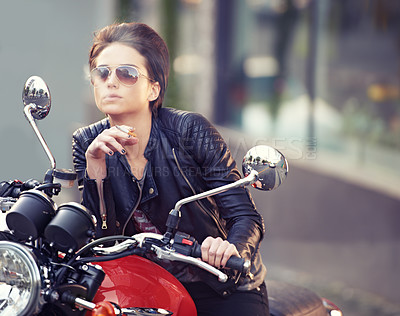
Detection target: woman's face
<box><xmin>92</xmin><ymin>43</ymin><xmax>158</xmax><ymax>119</ymax></box>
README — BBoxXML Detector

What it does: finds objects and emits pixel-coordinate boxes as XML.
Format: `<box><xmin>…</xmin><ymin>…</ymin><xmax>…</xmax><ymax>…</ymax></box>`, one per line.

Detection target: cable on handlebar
<box><xmin>70</xmin><ymin>235</ymin><xmax>134</xmax><ymax>262</ymax></box>
<box><xmin>55</xmin><ymin>235</ymin><xmax>135</xmax><ymax>285</ymax></box>
<box><xmin>77</xmin><ymin>247</ymin><xmax>146</xmax><ymax>263</ymax></box>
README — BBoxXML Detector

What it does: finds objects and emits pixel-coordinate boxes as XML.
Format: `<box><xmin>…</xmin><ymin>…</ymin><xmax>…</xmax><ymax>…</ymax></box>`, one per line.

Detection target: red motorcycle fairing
<box><xmin>91</xmin><ymin>255</ymin><xmax>197</xmax><ymax>316</ymax></box>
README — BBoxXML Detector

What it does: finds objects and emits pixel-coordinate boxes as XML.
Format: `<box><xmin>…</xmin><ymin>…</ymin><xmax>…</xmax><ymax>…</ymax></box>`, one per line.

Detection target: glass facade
<box><xmin>129</xmin><ymin>0</ymin><xmax>399</xmax><ymax>197</ymax></box>
<box><xmin>213</xmin><ymin>0</ymin><xmax>400</xmax><ymax>194</ymax></box>
<box><xmin>122</xmin><ymin>0</ymin><xmax>400</xmax><ymax>194</ymax></box>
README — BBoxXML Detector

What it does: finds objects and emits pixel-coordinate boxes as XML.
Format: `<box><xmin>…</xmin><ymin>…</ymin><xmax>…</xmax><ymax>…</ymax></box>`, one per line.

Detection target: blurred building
<box><xmin>115</xmin><ymin>0</ymin><xmax>400</xmax><ymax>197</ymax></box>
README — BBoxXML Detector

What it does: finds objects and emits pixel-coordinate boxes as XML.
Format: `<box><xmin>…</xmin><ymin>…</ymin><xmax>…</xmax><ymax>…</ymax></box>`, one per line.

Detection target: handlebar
<box><xmin>91</xmin><ymin>231</ymin><xmax>251</xmax><ymax>282</ymax></box>
<box><xmin>0</xmin><ymin>178</ymin><xmax>62</xmax><ymax>199</ymax></box>
<box><xmin>0</xmin><ymin>179</ymin><xmax>40</xmax><ymax>198</ymax></box>
<box><xmin>191</xmin><ymin>243</ymin><xmax>251</xmax><ymax>274</ymax></box>
<box><xmin>172</xmin><ymin>231</ymin><xmax>250</xmax><ymax>274</ymax></box>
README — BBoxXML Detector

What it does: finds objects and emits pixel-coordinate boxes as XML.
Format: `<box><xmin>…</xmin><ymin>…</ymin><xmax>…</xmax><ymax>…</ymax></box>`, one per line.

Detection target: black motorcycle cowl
<box><xmin>44</xmin><ymin>202</ymin><xmax>96</xmax><ymax>252</ymax></box>
<box><xmin>6</xmin><ymin>189</ymin><xmax>56</xmax><ymax>241</ymax></box>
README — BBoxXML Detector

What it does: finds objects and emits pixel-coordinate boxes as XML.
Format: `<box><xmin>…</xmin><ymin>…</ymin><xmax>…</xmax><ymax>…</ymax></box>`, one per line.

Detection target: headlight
<box><xmin>0</xmin><ymin>241</ymin><xmax>41</xmax><ymax>316</ymax></box>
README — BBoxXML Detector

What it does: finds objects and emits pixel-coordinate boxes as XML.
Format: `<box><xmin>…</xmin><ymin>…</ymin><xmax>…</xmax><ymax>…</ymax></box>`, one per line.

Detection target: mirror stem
<box><xmin>163</xmin><ymin>170</ymin><xmax>258</xmax><ymax>243</ymax></box>
<box><xmin>174</xmin><ymin>170</ymin><xmax>259</xmax><ymax>214</ymax></box>
<box><xmin>24</xmin><ymin>104</ymin><xmax>56</xmax><ymax>170</ymax></box>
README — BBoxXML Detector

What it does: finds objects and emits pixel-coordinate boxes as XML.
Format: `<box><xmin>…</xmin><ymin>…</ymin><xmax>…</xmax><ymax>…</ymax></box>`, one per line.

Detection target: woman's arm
<box><xmin>182</xmin><ymin>112</ymin><xmax>264</xmax><ymax>267</ymax></box>
<box><xmin>72</xmin><ymin>124</ymin><xmax>137</xmax><ymax>236</ymax></box>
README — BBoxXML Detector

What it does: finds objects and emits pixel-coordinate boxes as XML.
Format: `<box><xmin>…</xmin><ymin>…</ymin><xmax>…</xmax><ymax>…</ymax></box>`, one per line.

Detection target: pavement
<box><xmin>266</xmin><ymin>263</ymin><xmax>400</xmax><ymax>316</ymax></box>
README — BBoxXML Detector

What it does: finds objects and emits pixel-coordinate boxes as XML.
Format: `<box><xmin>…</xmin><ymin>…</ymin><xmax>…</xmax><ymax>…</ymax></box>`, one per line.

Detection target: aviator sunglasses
<box><xmin>90</xmin><ymin>65</ymin><xmax>153</xmax><ymax>87</ymax></box>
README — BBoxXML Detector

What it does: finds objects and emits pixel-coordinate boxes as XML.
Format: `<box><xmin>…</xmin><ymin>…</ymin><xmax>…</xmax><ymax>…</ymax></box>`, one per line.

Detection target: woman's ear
<box><xmin>148</xmin><ymin>82</ymin><xmax>161</xmax><ymax>102</ymax></box>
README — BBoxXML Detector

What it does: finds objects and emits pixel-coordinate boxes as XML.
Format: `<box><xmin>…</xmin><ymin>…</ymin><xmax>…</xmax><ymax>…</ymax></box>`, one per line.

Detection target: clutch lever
<box><xmin>92</xmin><ymin>232</ymin><xmax>163</xmax><ymax>255</ymax></box>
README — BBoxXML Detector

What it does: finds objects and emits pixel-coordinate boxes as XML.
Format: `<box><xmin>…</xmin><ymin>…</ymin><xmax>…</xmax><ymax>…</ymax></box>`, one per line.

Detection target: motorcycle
<box><xmin>0</xmin><ymin>76</ymin><xmax>342</xmax><ymax>316</ymax></box>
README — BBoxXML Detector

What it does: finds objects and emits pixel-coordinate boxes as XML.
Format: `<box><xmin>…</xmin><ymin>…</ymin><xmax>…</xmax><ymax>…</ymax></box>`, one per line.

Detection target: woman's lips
<box><xmin>103</xmin><ymin>94</ymin><xmax>122</xmax><ymax>102</ymax></box>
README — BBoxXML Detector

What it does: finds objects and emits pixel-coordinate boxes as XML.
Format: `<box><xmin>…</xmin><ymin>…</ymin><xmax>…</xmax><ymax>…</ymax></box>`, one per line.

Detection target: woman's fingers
<box><xmin>112</xmin><ymin>125</ymin><xmax>138</xmax><ymax>148</ymax></box>
<box><xmin>221</xmin><ymin>243</ymin><xmax>240</xmax><ymax>267</ymax></box>
<box><xmin>201</xmin><ymin>236</ymin><xmax>239</xmax><ymax>268</ymax></box>
<box><xmin>86</xmin><ymin>134</ymin><xmax>122</xmax><ymax>159</ymax></box>
<box><xmin>86</xmin><ymin>126</ymin><xmax>138</xmax><ymax>159</ymax></box>
<box><xmin>201</xmin><ymin>236</ymin><xmax>220</xmax><ymax>266</ymax></box>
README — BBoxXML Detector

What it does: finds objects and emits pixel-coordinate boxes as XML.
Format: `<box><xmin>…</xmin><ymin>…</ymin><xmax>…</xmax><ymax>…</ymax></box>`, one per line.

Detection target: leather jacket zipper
<box><xmin>99</xmin><ymin>180</ymin><xmax>107</xmax><ymax>230</ymax></box>
<box><xmin>122</xmin><ymin>179</ymin><xmax>143</xmax><ymax>235</ymax></box>
<box><xmin>172</xmin><ymin>148</ymin><xmax>227</xmax><ymax>238</ymax></box>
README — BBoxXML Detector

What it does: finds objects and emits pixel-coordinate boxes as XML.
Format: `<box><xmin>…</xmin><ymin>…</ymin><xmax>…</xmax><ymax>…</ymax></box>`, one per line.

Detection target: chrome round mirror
<box><xmin>242</xmin><ymin>145</ymin><xmax>288</xmax><ymax>191</ymax></box>
<box><xmin>22</xmin><ymin>76</ymin><xmax>51</xmax><ymax>120</ymax></box>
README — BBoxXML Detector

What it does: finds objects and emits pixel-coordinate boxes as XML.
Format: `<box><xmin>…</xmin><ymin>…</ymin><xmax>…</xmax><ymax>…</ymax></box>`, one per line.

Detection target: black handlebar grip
<box><xmin>192</xmin><ymin>243</ymin><xmax>202</xmax><ymax>258</ymax></box>
<box><xmin>225</xmin><ymin>255</ymin><xmax>251</xmax><ymax>274</ymax></box>
<box><xmin>192</xmin><ymin>244</ymin><xmax>251</xmax><ymax>274</ymax></box>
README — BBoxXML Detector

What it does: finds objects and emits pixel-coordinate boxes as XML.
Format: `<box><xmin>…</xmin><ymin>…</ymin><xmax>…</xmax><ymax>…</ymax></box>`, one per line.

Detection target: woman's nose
<box><xmin>106</xmin><ymin>69</ymin><xmax>119</xmax><ymax>87</ymax></box>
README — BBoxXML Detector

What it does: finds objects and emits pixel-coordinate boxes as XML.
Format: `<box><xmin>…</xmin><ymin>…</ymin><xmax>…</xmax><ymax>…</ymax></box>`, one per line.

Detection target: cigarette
<box><xmin>116</xmin><ymin>125</ymin><xmax>137</xmax><ymax>137</ymax></box>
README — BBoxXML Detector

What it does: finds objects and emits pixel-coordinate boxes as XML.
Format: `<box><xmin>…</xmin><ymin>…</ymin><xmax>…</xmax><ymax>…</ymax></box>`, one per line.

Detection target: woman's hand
<box><xmin>201</xmin><ymin>236</ymin><xmax>240</xmax><ymax>268</ymax></box>
<box><xmin>85</xmin><ymin>125</ymin><xmax>138</xmax><ymax>179</ymax></box>
<box><xmin>86</xmin><ymin>125</ymin><xmax>138</xmax><ymax>159</ymax></box>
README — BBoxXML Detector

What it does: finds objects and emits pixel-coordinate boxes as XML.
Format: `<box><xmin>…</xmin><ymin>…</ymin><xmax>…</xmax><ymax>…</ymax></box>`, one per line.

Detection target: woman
<box><xmin>72</xmin><ymin>22</ymin><xmax>269</xmax><ymax>315</ymax></box>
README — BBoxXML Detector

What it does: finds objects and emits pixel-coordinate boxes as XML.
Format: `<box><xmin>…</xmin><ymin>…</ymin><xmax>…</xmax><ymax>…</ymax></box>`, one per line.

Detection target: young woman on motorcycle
<box><xmin>72</xmin><ymin>22</ymin><xmax>269</xmax><ymax>316</ymax></box>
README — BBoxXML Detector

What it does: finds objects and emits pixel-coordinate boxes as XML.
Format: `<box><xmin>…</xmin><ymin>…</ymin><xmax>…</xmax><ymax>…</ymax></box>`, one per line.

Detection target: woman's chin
<box><xmin>99</xmin><ymin>105</ymin><xmax>125</xmax><ymax>116</ymax></box>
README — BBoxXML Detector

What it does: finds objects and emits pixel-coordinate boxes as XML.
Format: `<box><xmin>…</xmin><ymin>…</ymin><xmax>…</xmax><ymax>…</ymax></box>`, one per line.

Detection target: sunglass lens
<box><xmin>91</xmin><ymin>67</ymin><xmax>110</xmax><ymax>85</ymax></box>
<box><xmin>116</xmin><ymin>66</ymin><xmax>139</xmax><ymax>86</ymax></box>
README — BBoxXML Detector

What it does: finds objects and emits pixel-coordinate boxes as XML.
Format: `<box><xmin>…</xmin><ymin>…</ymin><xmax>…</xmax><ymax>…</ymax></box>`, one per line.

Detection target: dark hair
<box><xmin>89</xmin><ymin>22</ymin><xmax>170</xmax><ymax>114</ymax></box>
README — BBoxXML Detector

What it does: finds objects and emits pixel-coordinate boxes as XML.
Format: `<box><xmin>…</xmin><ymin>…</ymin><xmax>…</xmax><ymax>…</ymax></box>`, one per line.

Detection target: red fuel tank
<box><xmin>91</xmin><ymin>255</ymin><xmax>197</xmax><ymax>315</ymax></box>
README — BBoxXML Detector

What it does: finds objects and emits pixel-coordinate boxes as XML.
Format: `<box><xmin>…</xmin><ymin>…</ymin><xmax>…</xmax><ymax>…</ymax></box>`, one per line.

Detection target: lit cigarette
<box><xmin>116</xmin><ymin>125</ymin><xmax>137</xmax><ymax>137</ymax></box>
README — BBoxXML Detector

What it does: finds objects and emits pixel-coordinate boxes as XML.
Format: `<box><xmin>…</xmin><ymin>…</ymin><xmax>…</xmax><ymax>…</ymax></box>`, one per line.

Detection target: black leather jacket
<box><xmin>72</xmin><ymin>107</ymin><xmax>266</xmax><ymax>292</ymax></box>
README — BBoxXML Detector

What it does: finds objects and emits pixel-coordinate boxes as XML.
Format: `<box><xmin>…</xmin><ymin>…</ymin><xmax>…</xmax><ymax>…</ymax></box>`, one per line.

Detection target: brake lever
<box><xmin>92</xmin><ymin>233</ymin><xmax>228</xmax><ymax>282</ymax></box>
<box><xmin>152</xmin><ymin>245</ymin><xmax>228</xmax><ymax>283</ymax></box>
